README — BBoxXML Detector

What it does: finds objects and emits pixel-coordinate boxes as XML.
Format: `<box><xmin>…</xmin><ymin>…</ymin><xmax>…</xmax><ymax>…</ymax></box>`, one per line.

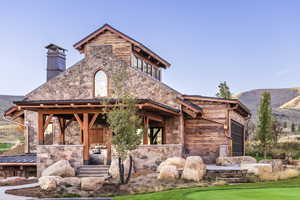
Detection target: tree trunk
<box><xmin>118</xmin><ymin>157</ymin><xmax>125</xmax><ymax>184</ymax></box>
<box><xmin>125</xmin><ymin>155</ymin><xmax>133</xmax><ymax>184</ymax></box>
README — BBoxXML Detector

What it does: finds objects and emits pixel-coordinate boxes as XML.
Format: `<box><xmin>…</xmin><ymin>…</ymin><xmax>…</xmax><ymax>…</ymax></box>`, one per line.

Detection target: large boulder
<box><xmin>157</xmin><ymin>157</ymin><xmax>186</xmax><ymax>172</ymax></box>
<box><xmin>42</xmin><ymin>160</ymin><xmax>75</xmax><ymax>177</ymax></box>
<box><xmin>216</xmin><ymin>156</ymin><xmax>256</xmax><ymax>166</ymax></box>
<box><xmin>182</xmin><ymin>156</ymin><xmax>206</xmax><ymax>182</ymax></box>
<box><xmin>240</xmin><ymin>163</ymin><xmax>272</xmax><ymax>176</ymax></box>
<box><xmin>81</xmin><ymin>177</ymin><xmax>105</xmax><ymax>191</ymax></box>
<box><xmin>57</xmin><ymin>177</ymin><xmax>81</xmax><ymax>187</ymax></box>
<box><xmin>109</xmin><ymin>158</ymin><xmax>135</xmax><ymax>179</ymax></box>
<box><xmin>39</xmin><ymin>176</ymin><xmax>62</xmax><ymax>191</ymax></box>
<box><xmin>157</xmin><ymin>165</ymin><xmax>179</xmax><ymax>181</ymax></box>
<box><xmin>259</xmin><ymin>159</ymin><xmax>283</xmax><ymax>172</ymax></box>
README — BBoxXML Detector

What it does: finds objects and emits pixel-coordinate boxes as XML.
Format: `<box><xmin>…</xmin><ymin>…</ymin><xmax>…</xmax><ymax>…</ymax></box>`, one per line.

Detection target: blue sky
<box><xmin>1</xmin><ymin>0</ymin><xmax>300</xmax><ymax>96</ymax></box>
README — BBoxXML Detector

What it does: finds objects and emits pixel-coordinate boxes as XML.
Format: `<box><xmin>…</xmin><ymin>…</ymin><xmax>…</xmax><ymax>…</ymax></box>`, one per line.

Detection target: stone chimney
<box><xmin>45</xmin><ymin>44</ymin><xmax>67</xmax><ymax>81</ymax></box>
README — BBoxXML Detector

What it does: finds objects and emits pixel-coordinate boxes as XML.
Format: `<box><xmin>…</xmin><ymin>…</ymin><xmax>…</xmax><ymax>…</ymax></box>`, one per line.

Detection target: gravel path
<box><xmin>0</xmin><ymin>183</ymin><xmax>39</xmax><ymax>200</ymax></box>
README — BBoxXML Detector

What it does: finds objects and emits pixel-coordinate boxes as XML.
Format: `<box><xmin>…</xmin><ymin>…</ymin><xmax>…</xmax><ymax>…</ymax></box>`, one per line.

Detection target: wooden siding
<box><xmin>84</xmin><ymin>30</ymin><xmax>132</xmax><ymax>63</ymax></box>
<box><xmin>184</xmin><ymin>119</ymin><xmax>227</xmax><ymax>163</ymax></box>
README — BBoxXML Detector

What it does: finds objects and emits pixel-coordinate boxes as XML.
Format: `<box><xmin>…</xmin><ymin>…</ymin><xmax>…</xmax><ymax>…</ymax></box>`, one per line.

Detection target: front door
<box><xmin>88</xmin><ymin>128</ymin><xmax>112</xmax><ymax>165</ymax></box>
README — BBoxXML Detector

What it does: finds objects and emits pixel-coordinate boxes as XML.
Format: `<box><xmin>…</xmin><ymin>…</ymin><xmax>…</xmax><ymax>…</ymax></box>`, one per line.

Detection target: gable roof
<box><xmin>73</xmin><ymin>24</ymin><xmax>171</xmax><ymax>68</ymax></box>
<box><xmin>182</xmin><ymin>95</ymin><xmax>251</xmax><ymax>117</ymax></box>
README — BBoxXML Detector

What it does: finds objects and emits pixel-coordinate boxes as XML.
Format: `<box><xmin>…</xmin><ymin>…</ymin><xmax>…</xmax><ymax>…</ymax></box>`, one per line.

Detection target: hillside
<box><xmin>0</xmin><ymin>95</ymin><xmax>23</xmax><ymax>124</ymax></box>
<box><xmin>237</xmin><ymin>88</ymin><xmax>300</xmax><ymax>127</ymax></box>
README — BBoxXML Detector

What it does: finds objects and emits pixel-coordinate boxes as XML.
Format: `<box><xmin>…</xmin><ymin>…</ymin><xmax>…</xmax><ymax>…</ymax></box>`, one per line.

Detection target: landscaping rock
<box><xmin>109</xmin><ymin>158</ymin><xmax>135</xmax><ymax>179</ymax></box>
<box><xmin>81</xmin><ymin>177</ymin><xmax>105</xmax><ymax>191</ymax></box>
<box><xmin>0</xmin><ymin>176</ymin><xmax>26</xmax><ymax>185</ymax></box>
<box><xmin>216</xmin><ymin>156</ymin><xmax>256</xmax><ymax>166</ymax></box>
<box><xmin>182</xmin><ymin>156</ymin><xmax>206</xmax><ymax>182</ymax></box>
<box><xmin>57</xmin><ymin>177</ymin><xmax>81</xmax><ymax>187</ymax></box>
<box><xmin>157</xmin><ymin>165</ymin><xmax>179</xmax><ymax>181</ymax></box>
<box><xmin>41</xmin><ymin>160</ymin><xmax>75</xmax><ymax>177</ymax></box>
<box><xmin>240</xmin><ymin>163</ymin><xmax>272</xmax><ymax>176</ymax></box>
<box><xmin>157</xmin><ymin>157</ymin><xmax>186</xmax><ymax>172</ymax></box>
<box><xmin>39</xmin><ymin>176</ymin><xmax>62</xmax><ymax>191</ymax></box>
<box><xmin>259</xmin><ymin>159</ymin><xmax>283</xmax><ymax>172</ymax></box>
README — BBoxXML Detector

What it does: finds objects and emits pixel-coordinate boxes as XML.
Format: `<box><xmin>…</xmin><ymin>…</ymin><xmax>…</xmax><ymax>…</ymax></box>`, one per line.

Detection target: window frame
<box><xmin>93</xmin><ymin>68</ymin><xmax>109</xmax><ymax>98</ymax></box>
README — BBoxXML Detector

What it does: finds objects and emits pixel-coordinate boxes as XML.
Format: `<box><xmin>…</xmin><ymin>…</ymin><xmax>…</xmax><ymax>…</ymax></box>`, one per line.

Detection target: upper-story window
<box><xmin>131</xmin><ymin>54</ymin><xmax>161</xmax><ymax>81</ymax></box>
<box><xmin>94</xmin><ymin>70</ymin><xmax>108</xmax><ymax>97</ymax></box>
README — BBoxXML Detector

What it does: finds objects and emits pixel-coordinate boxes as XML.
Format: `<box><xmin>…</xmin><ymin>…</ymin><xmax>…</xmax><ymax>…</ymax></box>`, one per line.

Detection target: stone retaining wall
<box><xmin>37</xmin><ymin>145</ymin><xmax>83</xmax><ymax>177</ymax></box>
<box><xmin>130</xmin><ymin>144</ymin><xmax>183</xmax><ymax>171</ymax></box>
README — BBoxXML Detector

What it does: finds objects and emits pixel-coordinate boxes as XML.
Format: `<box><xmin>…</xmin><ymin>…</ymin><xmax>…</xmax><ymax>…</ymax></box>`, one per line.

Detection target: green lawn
<box><xmin>0</xmin><ymin>143</ymin><xmax>13</xmax><ymax>150</ymax></box>
<box><xmin>115</xmin><ymin>177</ymin><xmax>300</xmax><ymax>200</ymax></box>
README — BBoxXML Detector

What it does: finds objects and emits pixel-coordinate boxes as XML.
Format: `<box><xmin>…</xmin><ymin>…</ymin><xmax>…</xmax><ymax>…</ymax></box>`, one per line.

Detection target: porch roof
<box><xmin>0</xmin><ymin>154</ymin><xmax>36</xmax><ymax>166</ymax></box>
<box><xmin>9</xmin><ymin>98</ymin><xmax>180</xmax><ymax>116</ymax></box>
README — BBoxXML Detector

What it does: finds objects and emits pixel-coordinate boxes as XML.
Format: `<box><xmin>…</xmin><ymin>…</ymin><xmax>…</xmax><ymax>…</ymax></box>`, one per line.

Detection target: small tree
<box><xmin>216</xmin><ymin>81</ymin><xmax>232</xmax><ymax>99</ymax></box>
<box><xmin>106</xmin><ymin>67</ymin><xmax>143</xmax><ymax>184</ymax></box>
<box><xmin>256</xmin><ymin>92</ymin><xmax>273</xmax><ymax>159</ymax></box>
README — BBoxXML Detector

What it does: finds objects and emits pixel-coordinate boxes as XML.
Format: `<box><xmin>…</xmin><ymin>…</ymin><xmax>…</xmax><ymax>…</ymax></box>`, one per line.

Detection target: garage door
<box><xmin>231</xmin><ymin>120</ymin><xmax>244</xmax><ymax>156</ymax></box>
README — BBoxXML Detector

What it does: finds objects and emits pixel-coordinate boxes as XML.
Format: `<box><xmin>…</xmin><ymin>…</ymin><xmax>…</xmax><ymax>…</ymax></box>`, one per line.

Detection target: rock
<box><xmin>0</xmin><ymin>177</ymin><xmax>26</xmax><ymax>185</ymax></box>
<box><xmin>240</xmin><ymin>163</ymin><xmax>272</xmax><ymax>175</ymax></box>
<box><xmin>157</xmin><ymin>157</ymin><xmax>186</xmax><ymax>172</ymax></box>
<box><xmin>109</xmin><ymin>158</ymin><xmax>134</xmax><ymax>179</ymax></box>
<box><xmin>259</xmin><ymin>159</ymin><xmax>283</xmax><ymax>172</ymax></box>
<box><xmin>81</xmin><ymin>177</ymin><xmax>105</xmax><ymax>191</ymax></box>
<box><xmin>39</xmin><ymin>176</ymin><xmax>62</xmax><ymax>191</ymax></box>
<box><xmin>42</xmin><ymin>160</ymin><xmax>75</xmax><ymax>177</ymax></box>
<box><xmin>157</xmin><ymin>165</ymin><xmax>179</xmax><ymax>181</ymax></box>
<box><xmin>216</xmin><ymin>156</ymin><xmax>257</xmax><ymax>166</ymax></box>
<box><xmin>57</xmin><ymin>177</ymin><xmax>81</xmax><ymax>187</ymax></box>
<box><xmin>182</xmin><ymin>156</ymin><xmax>206</xmax><ymax>182</ymax></box>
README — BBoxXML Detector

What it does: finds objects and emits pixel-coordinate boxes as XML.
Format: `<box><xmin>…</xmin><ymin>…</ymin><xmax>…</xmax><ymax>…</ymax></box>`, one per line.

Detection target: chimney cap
<box><xmin>45</xmin><ymin>43</ymin><xmax>67</xmax><ymax>52</ymax></box>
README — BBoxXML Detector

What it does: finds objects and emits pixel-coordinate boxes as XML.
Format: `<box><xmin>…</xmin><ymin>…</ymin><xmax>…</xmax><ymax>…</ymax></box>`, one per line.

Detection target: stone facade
<box><xmin>130</xmin><ymin>144</ymin><xmax>182</xmax><ymax>171</ymax></box>
<box><xmin>37</xmin><ymin>145</ymin><xmax>83</xmax><ymax>177</ymax></box>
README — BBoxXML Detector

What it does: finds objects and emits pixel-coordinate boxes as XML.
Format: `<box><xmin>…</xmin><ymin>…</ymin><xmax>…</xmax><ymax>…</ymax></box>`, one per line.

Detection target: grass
<box><xmin>0</xmin><ymin>143</ymin><xmax>13</xmax><ymax>150</ymax></box>
<box><xmin>115</xmin><ymin>177</ymin><xmax>300</xmax><ymax>200</ymax></box>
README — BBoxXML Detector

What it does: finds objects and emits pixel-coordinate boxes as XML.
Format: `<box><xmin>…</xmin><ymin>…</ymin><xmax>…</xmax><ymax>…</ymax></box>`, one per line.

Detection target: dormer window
<box><xmin>94</xmin><ymin>70</ymin><xmax>108</xmax><ymax>97</ymax></box>
<box><xmin>131</xmin><ymin>54</ymin><xmax>161</xmax><ymax>81</ymax></box>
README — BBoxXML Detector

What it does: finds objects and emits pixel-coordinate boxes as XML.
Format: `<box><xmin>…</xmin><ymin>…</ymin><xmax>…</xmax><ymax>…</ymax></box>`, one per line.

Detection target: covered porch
<box><xmin>14</xmin><ymin>99</ymin><xmax>180</xmax><ymax>166</ymax></box>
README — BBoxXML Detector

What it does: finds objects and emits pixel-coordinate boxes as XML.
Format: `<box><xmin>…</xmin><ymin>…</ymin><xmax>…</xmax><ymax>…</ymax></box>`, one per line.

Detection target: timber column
<box><xmin>83</xmin><ymin>113</ymin><xmax>89</xmax><ymax>165</ymax></box>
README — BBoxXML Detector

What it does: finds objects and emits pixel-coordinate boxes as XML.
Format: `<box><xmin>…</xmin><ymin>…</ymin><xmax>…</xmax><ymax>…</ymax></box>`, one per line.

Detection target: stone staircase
<box><xmin>206</xmin><ymin>165</ymin><xmax>248</xmax><ymax>183</ymax></box>
<box><xmin>77</xmin><ymin>165</ymin><xmax>110</xmax><ymax>177</ymax></box>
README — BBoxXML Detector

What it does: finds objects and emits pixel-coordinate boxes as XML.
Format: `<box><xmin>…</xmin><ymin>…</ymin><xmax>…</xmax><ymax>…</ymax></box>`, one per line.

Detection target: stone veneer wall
<box><xmin>37</xmin><ymin>145</ymin><xmax>83</xmax><ymax>177</ymax></box>
<box><xmin>130</xmin><ymin>144</ymin><xmax>183</xmax><ymax>171</ymax></box>
<box><xmin>24</xmin><ymin>45</ymin><xmax>183</xmax><ymax>153</ymax></box>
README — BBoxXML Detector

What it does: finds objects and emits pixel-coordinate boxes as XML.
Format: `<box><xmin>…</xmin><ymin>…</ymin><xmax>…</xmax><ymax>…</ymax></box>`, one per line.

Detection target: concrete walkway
<box><xmin>0</xmin><ymin>183</ymin><xmax>39</xmax><ymax>200</ymax></box>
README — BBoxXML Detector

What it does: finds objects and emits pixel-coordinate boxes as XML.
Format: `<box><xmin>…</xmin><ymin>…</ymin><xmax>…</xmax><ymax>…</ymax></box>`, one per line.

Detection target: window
<box><xmin>132</xmin><ymin>55</ymin><xmax>138</xmax><ymax>68</ymax></box>
<box><xmin>94</xmin><ymin>70</ymin><xmax>108</xmax><ymax>97</ymax></box>
<box><xmin>148</xmin><ymin>64</ymin><xmax>152</xmax><ymax>75</ymax></box>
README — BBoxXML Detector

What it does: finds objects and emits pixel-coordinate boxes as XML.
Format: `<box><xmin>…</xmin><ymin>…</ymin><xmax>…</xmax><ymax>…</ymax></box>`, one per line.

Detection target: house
<box><xmin>3</xmin><ymin>24</ymin><xmax>250</xmax><ymax>177</ymax></box>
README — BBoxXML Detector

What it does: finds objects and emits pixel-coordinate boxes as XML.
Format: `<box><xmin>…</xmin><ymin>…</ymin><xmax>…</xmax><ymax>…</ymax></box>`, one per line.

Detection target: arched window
<box><xmin>94</xmin><ymin>70</ymin><xmax>108</xmax><ymax>97</ymax></box>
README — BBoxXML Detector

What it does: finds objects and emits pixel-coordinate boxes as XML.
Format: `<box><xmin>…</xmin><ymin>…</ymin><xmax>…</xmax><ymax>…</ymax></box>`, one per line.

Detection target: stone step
<box><xmin>77</xmin><ymin>174</ymin><xmax>107</xmax><ymax>177</ymax></box>
<box><xmin>78</xmin><ymin>171</ymin><xmax>108</xmax><ymax>174</ymax></box>
<box><xmin>79</xmin><ymin>165</ymin><xmax>109</xmax><ymax>168</ymax></box>
<box><xmin>216</xmin><ymin>177</ymin><xmax>249</xmax><ymax>183</ymax></box>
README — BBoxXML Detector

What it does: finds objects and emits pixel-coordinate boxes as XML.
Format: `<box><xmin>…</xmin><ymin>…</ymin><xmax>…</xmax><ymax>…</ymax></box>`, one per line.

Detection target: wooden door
<box><xmin>89</xmin><ymin>128</ymin><xmax>104</xmax><ymax>144</ymax></box>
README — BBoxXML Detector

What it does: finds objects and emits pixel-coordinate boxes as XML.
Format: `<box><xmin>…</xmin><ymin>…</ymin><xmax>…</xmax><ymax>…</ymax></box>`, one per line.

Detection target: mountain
<box><xmin>0</xmin><ymin>95</ymin><xmax>24</xmax><ymax>124</ymax></box>
<box><xmin>237</xmin><ymin>88</ymin><xmax>300</xmax><ymax>130</ymax></box>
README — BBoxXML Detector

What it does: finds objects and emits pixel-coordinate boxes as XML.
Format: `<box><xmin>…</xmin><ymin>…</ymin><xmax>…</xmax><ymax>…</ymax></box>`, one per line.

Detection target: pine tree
<box><xmin>257</xmin><ymin>92</ymin><xmax>272</xmax><ymax>159</ymax></box>
<box><xmin>216</xmin><ymin>81</ymin><xmax>232</xmax><ymax>99</ymax></box>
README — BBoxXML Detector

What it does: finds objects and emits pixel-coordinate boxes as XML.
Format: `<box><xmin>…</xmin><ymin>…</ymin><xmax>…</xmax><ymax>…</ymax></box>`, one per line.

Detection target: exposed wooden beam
<box><xmin>143</xmin><ymin>116</ymin><xmax>149</xmax><ymax>145</ymax></box>
<box><xmin>89</xmin><ymin>113</ymin><xmax>99</xmax><ymax>129</ymax></box>
<box><xmin>74</xmin><ymin>114</ymin><xmax>83</xmax><ymax>130</ymax></box>
<box><xmin>83</xmin><ymin>113</ymin><xmax>89</xmax><ymax>164</ymax></box>
<box><xmin>37</xmin><ymin>112</ymin><xmax>44</xmax><ymax>145</ymax></box>
<box><xmin>182</xmin><ymin>107</ymin><xmax>197</xmax><ymax>118</ymax></box>
<box><xmin>43</xmin><ymin>114</ymin><xmax>53</xmax><ymax>131</ymax></box>
<box><xmin>58</xmin><ymin>117</ymin><xmax>66</xmax><ymax>144</ymax></box>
